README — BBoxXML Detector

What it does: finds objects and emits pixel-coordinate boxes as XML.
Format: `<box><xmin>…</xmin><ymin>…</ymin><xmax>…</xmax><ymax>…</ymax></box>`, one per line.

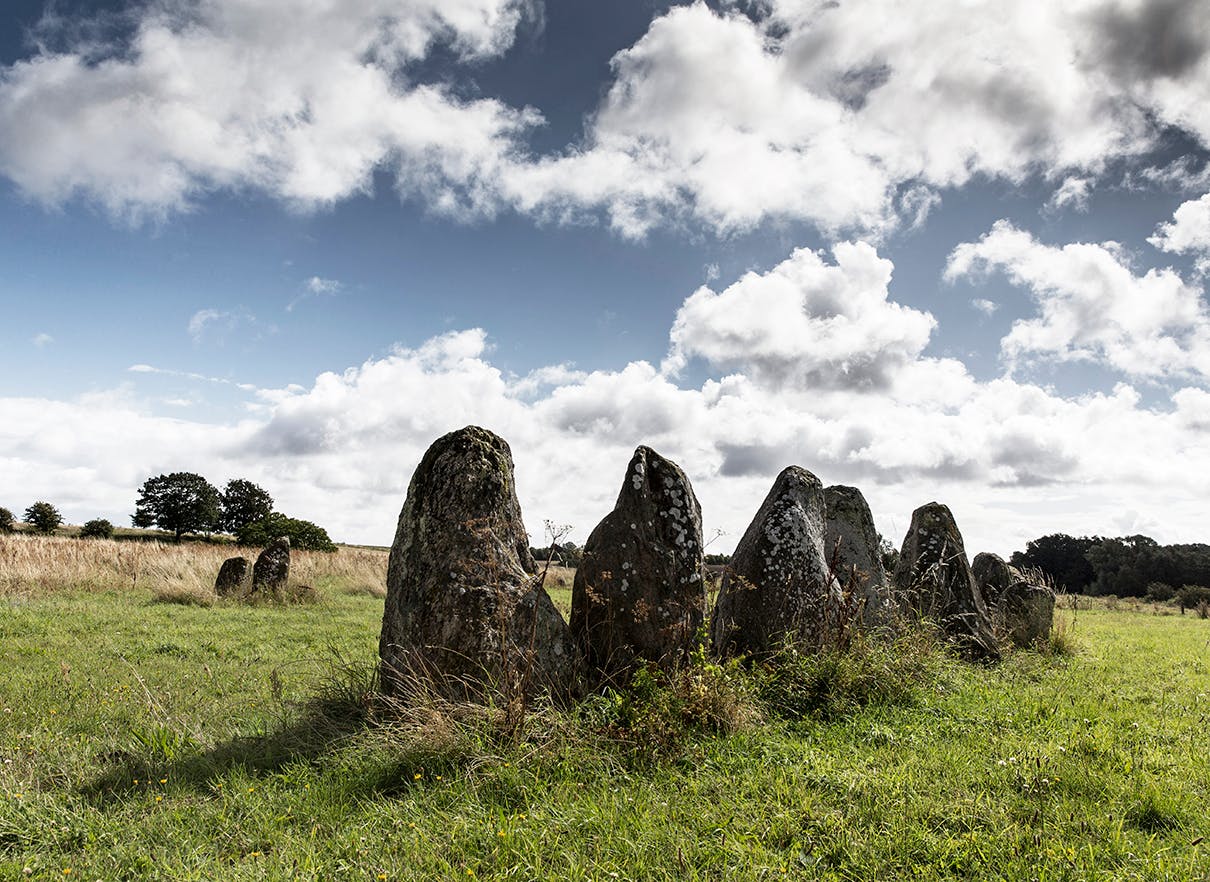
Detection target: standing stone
<box><xmin>571</xmin><ymin>446</ymin><xmax>706</xmax><ymax>682</ymax></box>
<box><xmin>824</xmin><ymin>485</ymin><xmax>894</xmax><ymax>629</ymax></box>
<box><xmin>712</xmin><ymin>467</ymin><xmax>839</xmax><ymax>656</ymax></box>
<box><xmin>251</xmin><ymin>537</ymin><xmax>290</xmax><ymax>594</ymax></box>
<box><xmin>973</xmin><ymin>553</ymin><xmax>1055</xmax><ymax>647</ymax></box>
<box><xmin>215</xmin><ymin>556</ymin><xmax>250</xmax><ymax>597</ymax></box>
<box><xmin>893</xmin><ymin>502</ymin><xmax>1000</xmax><ymax>660</ymax></box>
<box><xmin>1000</xmin><ymin>579</ymin><xmax>1055</xmax><ymax>648</ymax></box>
<box><xmin>378</xmin><ymin>426</ymin><xmax>578</xmax><ymax>701</ymax></box>
<box><xmin>972</xmin><ymin>552</ymin><xmax>1018</xmax><ymax>609</ymax></box>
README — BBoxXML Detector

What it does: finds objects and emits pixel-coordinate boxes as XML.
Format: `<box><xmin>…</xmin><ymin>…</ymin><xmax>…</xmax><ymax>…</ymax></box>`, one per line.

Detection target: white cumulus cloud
<box><xmin>1150</xmin><ymin>192</ymin><xmax>1210</xmax><ymax>274</ymax></box>
<box><xmin>947</xmin><ymin>220</ymin><xmax>1210</xmax><ymax>380</ymax></box>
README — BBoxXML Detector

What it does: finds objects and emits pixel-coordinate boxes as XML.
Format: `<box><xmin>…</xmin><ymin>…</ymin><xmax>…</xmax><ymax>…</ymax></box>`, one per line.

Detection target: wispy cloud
<box><xmin>971</xmin><ymin>298</ymin><xmax>999</xmax><ymax>316</ymax></box>
<box><xmin>187</xmin><ymin>307</ymin><xmax>257</xmax><ymax>345</ymax></box>
<box><xmin>127</xmin><ymin>362</ymin><xmax>257</xmax><ymax>392</ymax></box>
<box><xmin>287</xmin><ymin>275</ymin><xmax>345</xmax><ymax>311</ymax></box>
<box><xmin>31</xmin><ymin>332</ymin><xmax>53</xmax><ymax>347</ymax></box>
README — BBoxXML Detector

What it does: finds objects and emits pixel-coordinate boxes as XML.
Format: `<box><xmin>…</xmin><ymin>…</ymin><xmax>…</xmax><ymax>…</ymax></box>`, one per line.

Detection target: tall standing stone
<box><xmin>893</xmin><ymin>502</ymin><xmax>1000</xmax><ymax>660</ymax></box>
<box><xmin>712</xmin><ymin>467</ymin><xmax>838</xmax><ymax>656</ymax></box>
<box><xmin>824</xmin><ymin>484</ymin><xmax>894</xmax><ymax>629</ymax></box>
<box><xmin>378</xmin><ymin>426</ymin><xmax>578</xmax><ymax>701</ymax></box>
<box><xmin>215</xmin><ymin>556</ymin><xmax>250</xmax><ymax>597</ymax></box>
<box><xmin>571</xmin><ymin>446</ymin><xmax>705</xmax><ymax>682</ymax></box>
<box><xmin>251</xmin><ymin>537</ymin><xmax>290</xmax><ymax>594</ymax></box>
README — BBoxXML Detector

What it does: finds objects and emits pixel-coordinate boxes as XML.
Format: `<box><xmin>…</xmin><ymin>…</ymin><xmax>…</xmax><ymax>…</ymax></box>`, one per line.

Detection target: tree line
<box><xmin>1011</xmin><ymin>533</ymin><xmax>1210</xmax><ymax>601</ymax></box>
<box><xmin>0</xmin><ymin>474</ymin><xmax>336</xmax><ymax>551</ymax></box>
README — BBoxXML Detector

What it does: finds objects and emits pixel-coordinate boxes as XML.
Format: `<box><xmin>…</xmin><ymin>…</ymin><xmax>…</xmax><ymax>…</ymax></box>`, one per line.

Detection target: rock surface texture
<box><xmin>972</xmin><ymin>552</ymin><xmax>1018</xmax><ymax>609</ymax></box>
<box><xmin>974</xmin><ymin>553</ymin><xmax>1055</xmax><ymax>648</ymax></box>
<box><xmin>214</xmin><ymin>556</ymin><xmax>250</xmax><ymax>597</ymax></box>
<box><xmin>251</xmin><ymin>537</ymin><xmax>290</xmax><ymax>594</ymax></box>
<box><xmin>893</xmin><ymin>503</ymin><xmax>1000</xmax><ymax>660</ymax></box>
<box><xmin>378</xmin><ymin>426</ymin><xmax>578</xmax><ymax>701</ymax></box>
<box><xmin>824</xmin><ymin>485</ymin><xmax>894</xmax><ymax>629</ymax></box>
<box><xmin>571</xmin><ymin>446</ymin><xmax>705</xmax><ymax>682</ymax></box>
<box><xmin>712</xmin><ymin>467</ymin><xmax>838</xmax><ymax>656</ymax></box>
<box><xmin>999</xmin><ymin>579</ymin><xmax>1055</xmax><ymax>648</ymax></box>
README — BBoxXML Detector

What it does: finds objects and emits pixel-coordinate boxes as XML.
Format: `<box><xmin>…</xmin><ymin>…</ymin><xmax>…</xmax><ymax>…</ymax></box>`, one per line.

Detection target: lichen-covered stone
<box><xmin>972</xmin><ymin>552</ymin><xmax>1055</xmax><ymax>647</ymax></box>
<box><xmin>378</xmin><ymin>426</ymin><xmax>578</xmax><ymax>701</ymax></box>
<box><xmin>712</xmin><ymin>467</ymin><xmax>839</xmax><ymax>656</ymax></box>
<box><xmin>972</xmin><ymin>552</ymin><xmax>1018</xmax><ymax>609</ymax></box>
<box><xmin>824</xmin><ymin>484</ymin><xmax>894</xmax><ymax>629</ymax></box>
<box><xmin>215</xmin><ymin>556</ymin><xmax>250</xmax><ymax>597</ymax></box>
<box><xmin>251</xmin><ymin>537</ymin><xmax>290</xmax><ymax>594</ymax></box>
<box><xmin>1000</xmin><ymin>579</ymin><xmax>1055</xmax><ymax>647</ymax></box>
<box><xmin>893</xmin><ymin>502</ymin><xmax>1000</xmax><ymax>660</ymax></box>
<box><xmin>571</xmin><ymin>446</ymin><xmax>705</xmax><ymax>682</ymax></box>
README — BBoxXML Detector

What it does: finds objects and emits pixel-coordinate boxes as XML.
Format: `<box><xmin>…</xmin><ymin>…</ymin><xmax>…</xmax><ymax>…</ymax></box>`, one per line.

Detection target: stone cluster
<box><xmin>353</xmin><ymin>427</ymin><xmax>1057</xmax><ymax>700</ymax></box>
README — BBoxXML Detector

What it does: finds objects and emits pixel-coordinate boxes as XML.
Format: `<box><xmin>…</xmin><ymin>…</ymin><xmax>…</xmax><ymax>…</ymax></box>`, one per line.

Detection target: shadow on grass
<box><xmin>82</xmin><ymin>661</ymin><xmax>382</xmax><ymax>804</ymax></box>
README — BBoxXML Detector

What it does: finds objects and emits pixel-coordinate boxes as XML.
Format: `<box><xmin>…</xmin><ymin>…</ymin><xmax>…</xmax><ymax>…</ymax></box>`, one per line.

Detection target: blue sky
<box><xmin>2</xmin><ymin>0</ymin><xmax>1209</xmax><ymax>553</ymax></box>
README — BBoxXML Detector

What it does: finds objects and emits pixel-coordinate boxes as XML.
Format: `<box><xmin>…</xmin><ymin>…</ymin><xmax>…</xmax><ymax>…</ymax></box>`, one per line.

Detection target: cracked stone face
<box><xmin>894</xmin><ymin>502</ymin><xmax>1000</xmax><ymax>661</ymax></box>
<box><xmin>712</xmin><ymin>466</ymin><xmax>839</xmax><ymax>656</ymax></box>
<box><xmin>824</xmin><ymin>484</ymin><xmax>895</xmax><ymax>630</ymax></box>
<box><xmin>378</xmin><ymin>425</ymin><xmax>580</xmax><ymax>701</ymax></box>
<box><xmin>571</xmin><ymin>445</ymin><xmax>706</xmax><ymax>684</ymax></box>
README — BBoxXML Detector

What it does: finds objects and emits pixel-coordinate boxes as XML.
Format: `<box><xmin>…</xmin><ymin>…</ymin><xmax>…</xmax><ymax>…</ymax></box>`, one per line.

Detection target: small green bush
<box><xmin>79</xmin><ymin>518</ymin><xmax>115</xmax><ymax>539</ymax></box>
<box><xmin>1145</xmin><ymin>581</ymin><xmax>1175</xmax><ymax>602</ymax></box>
<box><xmin>238</xmin><ymin>512</ymin><xmax>337</xmax><ymax>552</ymax></box>
<box><xmin>1175</xmin><ymin>585</ymin><xmax>1210</xmax><ymax>614</ymax></box>
<box><xmin>0</xmin><ymin>506</ymin><xmax>13</xmax><ymax>534</ymax></box>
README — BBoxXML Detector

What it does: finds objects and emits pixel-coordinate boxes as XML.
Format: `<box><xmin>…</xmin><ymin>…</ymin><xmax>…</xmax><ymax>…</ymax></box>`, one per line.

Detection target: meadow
<box><xmin>0</xmin><ymin>534</ymin><xmax>1207</xmax><ymax>880</ymax></box>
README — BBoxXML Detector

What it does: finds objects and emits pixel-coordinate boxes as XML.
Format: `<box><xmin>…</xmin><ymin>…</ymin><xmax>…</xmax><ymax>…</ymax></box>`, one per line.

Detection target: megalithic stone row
<box><xmin>823</xmin><ymin>484</ymin><xmax>894</xmax><ymax>629</ymax></box>
<box><xmin>712</xmin><ymin>466</ymin><xmax>839</xmax><ymax>656</ymax></box>
<box><xmin>570</xmin><ymin>446</ymin><xmax>706</xmax><ymax>683</ymax></box>
<box><xmin>893</xmin><ymin>502</ymin><xmax>1000</xmax><ymax>660</ymax></box>
<box><xmin>215</xmin><ymin>556</ymin><xmax>250</xmax><ymax>597</ymax></box>
<box><xmin>252</xmin><ymin>537</ymin><xmax>290</xmax><ymax>594</ymax></box>
<box><xmin>378</xmin><ymin>426</ymin><xmax>578</xmax><ymax>701</ymax></box>
<box><xmin>972</xmin><ymin>552</ymin><xmax>1055</xmax><ymax>648</ymax></box>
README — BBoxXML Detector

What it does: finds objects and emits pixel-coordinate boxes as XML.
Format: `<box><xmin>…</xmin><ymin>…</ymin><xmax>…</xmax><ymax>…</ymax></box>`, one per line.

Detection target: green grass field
<box><xmin>2</xmin><ymin>580</ymin><xmax>1208</xmax><ymax>880</ymax></box>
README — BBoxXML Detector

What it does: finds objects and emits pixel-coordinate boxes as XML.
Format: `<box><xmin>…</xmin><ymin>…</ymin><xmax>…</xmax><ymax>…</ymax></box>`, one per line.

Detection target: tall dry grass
<box><xmin>0</xmin><ymin>533</ymin><xmax>387</xmax><ymax>602</ymax></box>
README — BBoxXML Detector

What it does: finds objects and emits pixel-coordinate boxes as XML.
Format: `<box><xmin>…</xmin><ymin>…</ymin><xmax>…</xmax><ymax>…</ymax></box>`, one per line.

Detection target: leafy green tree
<box><xmin>221</xmin><ymin>479</ymin><xmax>274</xmax><ymax>533</ymax></box>
<box><xmin>1010</xmin><ymin>533</ymin><xmax>1100</xmax><ymax>593</ymax></box>
<box><xmin>79</xmin><ymin>518</ymin><xmax>115</xmax><ymax>539</ymax></box>
<box><xmin>237</xmin><ymin>513</ymin><xmax>337</xmax><ymax>552</ymax></box>
<box><xmin>23</xmin><ymin>501</ymin><xmax>63</xmax><ymax>534</ymax></box>
<box><xmin>132</xmin><ymin>473</ymin><xmax>222</xmax><ymax>541</ymax></box>
<box><xmin>0</xmin><ymin>506</ymin><xmax>13</xmax><ymax>534</ymax></box>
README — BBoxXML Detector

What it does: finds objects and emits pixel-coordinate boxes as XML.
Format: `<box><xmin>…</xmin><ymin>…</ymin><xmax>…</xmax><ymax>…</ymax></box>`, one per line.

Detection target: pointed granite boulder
<box><xmin>571</xmin><ymin>446</ymin><xmax>706</xmax><ymax>683</ymax></box>
<box><xmin>893</xmin><ymin>502</ymin><xmax>1000</xmax><ymax>660</ymax></box>
<box><xmin>824</xmin><ymin>484</ymin><xmax>894</xmax><ymax>629</ymax></box>
<box><xmin>378</xmin><ymin>426</ymin><xmax>579</xmax><ymax>701</ymax></box>
<box><xmin>712</xmin><ymin>467</ymin><xmax>839</xmax><ymax>656</ymax></box>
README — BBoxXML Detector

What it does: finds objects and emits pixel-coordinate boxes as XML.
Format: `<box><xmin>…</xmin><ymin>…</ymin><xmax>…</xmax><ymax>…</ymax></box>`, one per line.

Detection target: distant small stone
<box><xmin>893</xmin><ymin>502</ymin><xmax>999</xmax><ymax>660</ymax></box>
<box><xmin>214</xmin><ymin>556</ymin><xmax>250</xmax><ymax>597</ymax></box>
<box><xmin>252</xmin><ymin>537</ymin><xmax>290</xmax><ymax>594</ymax></box>
<box><xmin>712</xmin><ymin>466</ymin><xmax>839</xmax><ymax>656</ymax></box>
<box><xmin>571</xmin><ymin>446</ymin><xmax>705</xmax><ymax>682</ymax></box>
